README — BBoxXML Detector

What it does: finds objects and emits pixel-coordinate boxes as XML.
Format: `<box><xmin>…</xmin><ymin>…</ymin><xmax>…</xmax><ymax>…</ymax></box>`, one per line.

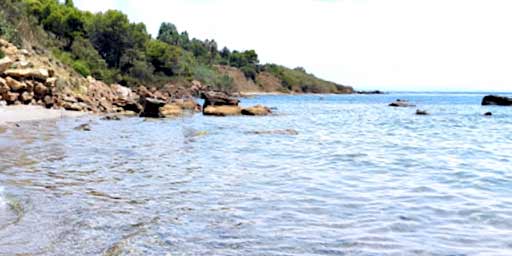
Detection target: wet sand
<box><xmin>0</xmin><ymin>105</ymin><xmax>85</xmax><ymax>125</ymax></box>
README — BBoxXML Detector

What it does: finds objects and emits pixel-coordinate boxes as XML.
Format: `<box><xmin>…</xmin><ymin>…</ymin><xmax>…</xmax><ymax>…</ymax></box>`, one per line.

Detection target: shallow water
<box><xmin>0</xmin><ymin>92</ymin><xmax>512</xmax><ymax>255</ymax></box>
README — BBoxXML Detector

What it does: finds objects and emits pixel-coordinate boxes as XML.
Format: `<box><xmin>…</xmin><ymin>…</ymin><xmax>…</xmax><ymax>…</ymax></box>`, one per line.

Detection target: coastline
<box><xmin>0</xmin><ymin>105</ymin><xmax>86</xmax><ymax>125</ymax></box>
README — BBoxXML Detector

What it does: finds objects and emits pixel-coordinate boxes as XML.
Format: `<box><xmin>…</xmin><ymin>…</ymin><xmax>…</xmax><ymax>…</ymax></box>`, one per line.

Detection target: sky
<box><xmin>73</xmin><ymin>0</ymin><xmax>512</xmax><ymax>92</ymax></box>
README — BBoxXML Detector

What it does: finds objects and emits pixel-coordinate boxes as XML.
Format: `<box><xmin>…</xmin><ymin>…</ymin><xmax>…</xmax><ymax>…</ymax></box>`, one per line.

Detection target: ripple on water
<box><xmin>0</xmin><ymin>93</ymin><xmax>512</xmax><ymax>255</ymax></box>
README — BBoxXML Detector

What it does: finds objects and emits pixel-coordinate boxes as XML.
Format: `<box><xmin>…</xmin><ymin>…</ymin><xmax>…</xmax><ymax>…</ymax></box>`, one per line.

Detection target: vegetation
<box><xmin>262</xmin><ymin>64</ymin><xmax>342</xmax><ymax>93</ymax></box>
<box><xmin>0</xmin><ymin>0</ymin><xmax>350</xmax><ymax>94</ymax></box>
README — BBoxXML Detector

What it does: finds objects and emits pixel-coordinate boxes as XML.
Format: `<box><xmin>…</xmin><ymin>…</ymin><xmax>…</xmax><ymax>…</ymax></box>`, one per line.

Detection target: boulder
<box><xmin>19</xmin><ymin>91</ymin><xmax>33</xmax><ymax>103</ymax></box>
<box><xmin>62</xmin><ymin>102</ymin><xmax>87</xmax><ymax>111</ymax></box>
<box><xmin>5</xmin><ymin>77</ymin><xmax>26</xmax><ymax>92</ymax></box>
<box><xmin>0</xmin><ymin>78</ymin><xmax>9</xmax><ymax>94</ymax></box>
<box><xmin>136</xmin><ymin>85</ymin><xmax>153</xmax><ymax>98</ymax></box>
<box><xmin>482</xmin><ymin>95</ymin><xmax>512</xmax><ymax>106</ymax></box>
<box><xmin>3</xmin><ymin>92</ymin><xmax>19</xmax><ymax>103</ymax></box>
<box><xmin>43</xmin><ymin>95</ymin><xmax>54</xmax><ymax>108</ymax></box>
<box><xmin>242</xmin><ymin>105</ymin><xmax>272</xmax><ymax>116</ymax></box>
<box><xmin>0</xmin><ymin>56</ymin><xmax>13</xmax><ymax>73</ymax></box>
<box><xmin>203</xmin><ymin>105</ymin><xmax>242</xmax><ymax>116</ymax></box>
<box><xmin>389</xmin><ymin>99</ymin><xmax>415</xmax><ymax>107</ymax></box>
<box><xmin>160</xmin><ymin>103</ymin><xmax>183</xmax><ymax>117</ymax></box>
<box><xmin>111</xmin><ymin>84</ymin><xmax>137</xmax><ymax>102</ymax></box>
<box><xmin>484</xmin><ymin>112</ymin><xmax>493</xmax><ymax>116</ymax></box>
<box><xmin>140</xmin><ymin>97</ymin><xmax>166</xmax><ymax>118</ymax></box>
<box><xmin>200</xmin><ymin>91</ymin><xmax>240</xmax><ymax>108</ymax></box>
<box><xmin>416</xmin><ymin>109</ymin><xmax>429</xmax><ymax>115</ymax></box>
<box><xmin>173</xmin><ymin>98</ymin><xmax>201</xmax><ymax>112</ymax></box>
<box><xmin>4</xmin><ymin>68</ymin><xmax>50</xmax><ymax>81</ymax></box>
<box><xmin>34</xmin><ymin>83</ymin><xmax>48</xmax><ymax>97</ymax></box>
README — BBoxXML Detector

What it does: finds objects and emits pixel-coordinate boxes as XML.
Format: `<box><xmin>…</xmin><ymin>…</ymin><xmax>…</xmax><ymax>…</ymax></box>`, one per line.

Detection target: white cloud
<box><xmin>74</xmin><ymin>0</ymin><xmax>512</xmax><ymax>92</ymax></box>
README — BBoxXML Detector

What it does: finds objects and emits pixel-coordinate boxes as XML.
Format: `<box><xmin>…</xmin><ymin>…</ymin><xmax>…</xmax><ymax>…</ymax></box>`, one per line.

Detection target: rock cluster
<box><xmin>0</xmin><ymin>38</ymin><xmax>271</xmax><ymax>119</ymax></box>
<box><xmin>201</xmin><ymin>91</ymin><xmax>272</xmax><ymax>116</ymax></box>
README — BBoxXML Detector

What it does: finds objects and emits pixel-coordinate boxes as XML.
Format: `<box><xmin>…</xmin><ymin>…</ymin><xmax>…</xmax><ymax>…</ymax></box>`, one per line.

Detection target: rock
<box><xmin>34</xmin><ymin>83</ymin><xmax>48</xmax><ymax>97</ymax></box>
<box><xmin>416</xmin><ymin>109</ymin><xmax>429</xmax><ymax>115</ymax></box>
<box><xmin>111</xmin><ymin>84</ymin><xmax>137</xmax><ymax>102</ymax></box>
<box><xmin>389</xmin><ymin>99</ymin><xmax>415</xmax><ymax>107</ymax></box>
<box><xmin>74</xmin><ymin>123</ymin><xmax>91</xmax><ymax>131</ymax></box>
<box><xmin>0</xmin><ymin>78</ymin><xmax>9</xmax><ymax>94</ymax></box>
<box><xmin>247</xmin><ymin>129</ymin><xmax>299</xmax><ymax>135</ymax></box>
<box><xmin>484</xmin><ymin>112</ymin><xmax>493</xmax><ymax>116</ymax></box>
<box><xmin>482</xmin><ymin>95</ymin><xmax>512</xmax><ymax>106</ymax></box>
<box><xmin>140</xmin><ymin>97</ymin><xmax>166</xmax><ymax>118</ymax></box>
<box><xmin>0</xmin><ymin>56</ymin><xmax>13</xmax><ymax>73</ymax></box>
<box><xmin>5</xmin><ymin>77</ymin><xmax>26</xmax><ymax>92</ymax></box>
<box><xmin>101</xmin><ymin>115</ymin><xmax>121</xmax><ymax>121</ymax></box>
<box><xmin>203</xmin><ymin>105</ymin><xmax>242</xmax><ymax>116</ymax></box>
<box><xmin>4</xmin><ymin>68</ymin><xmax>50</xmax><ymax>81</ymax></box>
<box><xmin>201</xmin><ymin>91</ymin><xmax>240</xmax><ymax>108</ymax></box>
<box><xmin>160</xmin><ymin>103</ymin><xmax>183</xmax><ymax>117</ymax></box>
<box><xmin>0</xmin><ymin>100</ymin><xmax>6</xmax><ymax>106</ymax></box>
<box><xmin>43</xmin><ymin>95</ymin><xmax>54</xmax><ymax>108</ymax></box>
<box><xmin>3</xmin><ymin>92</ymin><xmax>19</xmax><ymax>103</ymax></box>
<box><xmin>172</xmin><ymin>98</ymin><xmax>201</xmax><ymax>112</ymax></box>
<box><xmin>136</xmin><ymin>86</ymin><xmax>153</xmax><ymax>98</ymax></box>
<box><xmin>241</xmin><ymin>105</ymin><xmax>272</xmax><ymax>116</ymax></box>
<box><xmin>19</xmin><ymin>91</ymin><xmax>33</xmax><ymax>103</ymax></box>
<box><xmin>62</xmin><ymin>102</ymin><xmax>86</xmax><ymax>111</ymax></box>
<box><xmin>357</xmin><ymin>90</ymin><xmax>385</xmax><ymax>94</ymax></box>
<box><xmin>45</xmin><ymin>77</ymin><xmax>57</xmax><ymax>87</ymax></box>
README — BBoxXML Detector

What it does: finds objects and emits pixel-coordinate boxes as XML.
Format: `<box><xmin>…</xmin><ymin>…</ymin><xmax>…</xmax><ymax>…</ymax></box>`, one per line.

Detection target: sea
<box><xmin>0</xmin><ymin>92</ymin><xmax>511</xmax><ymax>255</ymax></box>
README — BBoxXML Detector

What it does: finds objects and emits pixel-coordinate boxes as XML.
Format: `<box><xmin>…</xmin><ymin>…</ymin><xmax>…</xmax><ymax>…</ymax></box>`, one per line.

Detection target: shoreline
<box><xmin>0</xmin><ymin>105</ymin><xmax>86</xmax><ymax>125</ymax></box>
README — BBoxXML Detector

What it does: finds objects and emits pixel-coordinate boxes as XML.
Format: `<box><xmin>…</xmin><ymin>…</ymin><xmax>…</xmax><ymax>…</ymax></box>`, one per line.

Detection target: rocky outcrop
<box><xmin>4</xmin><ymin>68</ymin><xmax>50</xmax><ymax>81</ymax></box>
<box><xmin>389</xmin><ymin>99</ymin><xmax>415</xmax><ymax>107</ymax></box>
<box><xmin>201</xmin><ymin>91</ymin><xmax>240</xmax><ymax>108</ymax></box>
<box><xmin>241</xmin><ymin>105</ymin><xmax>272</xmax><ymax>116</ymax></box>
<box><xmin>482</xmin><ymin>95</ymin><xmax>512</xmax><ymax>106</ymax></box>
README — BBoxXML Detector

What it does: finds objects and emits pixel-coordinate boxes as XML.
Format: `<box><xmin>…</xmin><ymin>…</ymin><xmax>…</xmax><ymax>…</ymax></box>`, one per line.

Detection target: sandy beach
<box><xmin>0</xmin><ymin>105</ymin><xmax>85</xmax><ymax>125</ymax></box>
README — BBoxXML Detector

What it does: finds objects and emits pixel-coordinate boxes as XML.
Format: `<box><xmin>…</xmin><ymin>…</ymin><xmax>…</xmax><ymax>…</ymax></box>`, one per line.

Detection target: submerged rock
<box><xmin>484</xmin><ymin>112</ymin><xmax>493</xmax><ymax>116</ymax></box>
<box><xmin>247</xmin><ymin>129</ymin><xmax>299</xmax><ymax>135</ymax></box>
<box><xmin>482</xmin><ymin>95</ymin><xmax>512</xmax><ymax>106</ymax></box>
<box><xmin>74</xmin><ymin>123</ymin><xmax>91</xmax><ymax>131</ymax></box>
<box><xmin>241</xmin><ymin>105</ymin><xmax>272</xmax><ymax>116</ymax></box>
<box><xmin>101</xmin><ymin>115</ymin><xmax>122</xmax><ymax>121</ymax></box>
<box><xmin>203</xmin><ymin>105</ymin><xmax>242</xmax><ymax>116</ymax></box>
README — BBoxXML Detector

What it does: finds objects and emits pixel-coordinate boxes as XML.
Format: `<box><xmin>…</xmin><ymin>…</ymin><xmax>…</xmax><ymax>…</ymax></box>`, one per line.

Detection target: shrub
<box><xmin>0</xmin><ymin>49</ymin><xmax>4</xmax><ymax>58</ymax></box>
<box><xmin>72</xmin><ymin>60</ymin><xmax>90</xmax><ymax>77</ymax></box>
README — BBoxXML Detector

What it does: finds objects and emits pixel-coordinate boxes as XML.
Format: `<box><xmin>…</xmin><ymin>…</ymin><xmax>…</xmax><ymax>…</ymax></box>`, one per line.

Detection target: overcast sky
<box><xmin>74</xmin><ymin>0</ymin><xmax>512</xmax><ymax>92</ymax></box>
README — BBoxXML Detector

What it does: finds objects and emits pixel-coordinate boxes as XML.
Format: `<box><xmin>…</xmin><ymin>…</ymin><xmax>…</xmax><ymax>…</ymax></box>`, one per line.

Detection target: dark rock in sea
<box><xmin>140</xmin><ymin>97</ymin><xmax>166</xmax><ymax>118</ymax></box>
<box><xmin>101</xmin><ymin>115</ymin><xmax>121</xmax><ymax>121</ymax></box>
<box><xmin>484</xmin><ymin>112</ymin><xmax>493</xmax><ymax>116</ymax></box>
<box><xmin>389</xmin><ymin>99</ymin><xmax>415</xmax><ymax>107</ymax></box>
<box><xmin>74</xmin><ymin>123</ymin><xmax>91</xmax><ymax>131</ymax></box>
<box><xmin>416</xmin><ymin>109</ymin><xmax>429</xmax><ymax>115</ymax></box>
<box><xmin>482</xmin><ymin>95</ymin><xmax>512</xmax><ymax>106</ymax></box>
<box><xmin>200</xmin><ymin>91</ymin><xmax>240</xmax><ymax>108</ymax></box>
<box><xmin>357</xmin><ymin>90</ymin><xmax>385</xmax><ymax>94</ymax></box>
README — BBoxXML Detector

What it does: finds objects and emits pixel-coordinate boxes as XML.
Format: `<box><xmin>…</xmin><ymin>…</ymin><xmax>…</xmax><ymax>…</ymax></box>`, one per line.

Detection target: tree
<box><xmin>157</xmin><ymin>22</ymin><xmax>179</xmax><ymax>45</ymax></box>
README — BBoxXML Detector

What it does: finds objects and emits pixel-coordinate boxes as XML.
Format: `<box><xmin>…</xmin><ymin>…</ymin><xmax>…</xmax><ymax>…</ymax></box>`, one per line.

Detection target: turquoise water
<box><xmin>0</xmin><ymin>92</ymin><xmax>512</xmax><ymax>255</ymax></box>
